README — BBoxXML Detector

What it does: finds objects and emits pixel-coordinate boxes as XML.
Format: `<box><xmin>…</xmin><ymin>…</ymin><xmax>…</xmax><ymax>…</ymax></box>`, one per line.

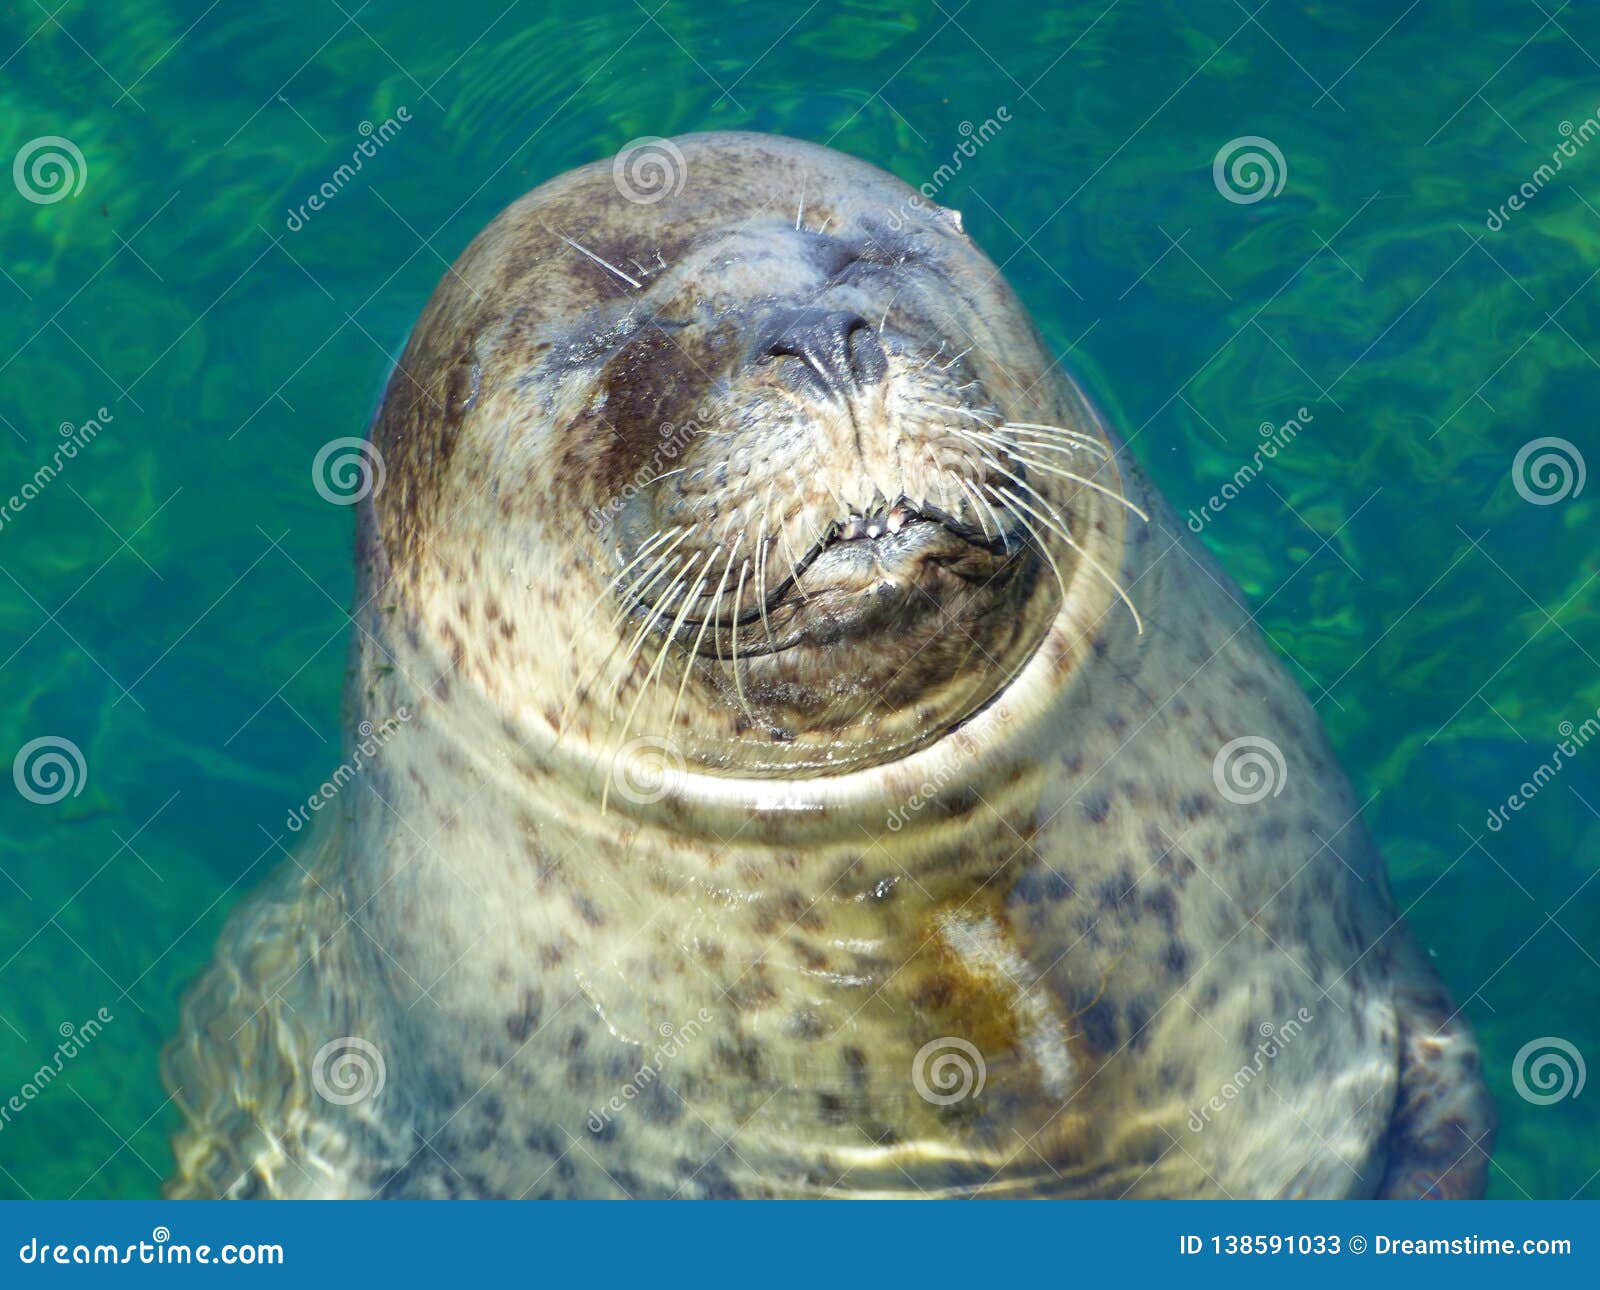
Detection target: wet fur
<box><xmin>164</xmin><ymin>133</ymin><xmax>1493</xmax><ymax>1199</ymax></box>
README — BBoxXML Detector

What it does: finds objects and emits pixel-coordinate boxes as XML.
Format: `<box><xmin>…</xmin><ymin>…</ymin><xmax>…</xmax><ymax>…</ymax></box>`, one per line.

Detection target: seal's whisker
<box><xmin>955</xmin><ymin>476</ymin><xmax>1009</xmax><ymax>550</ymax></box>
<box><xmin>997</xmin><ymin>449</ymin><xmax>1146</xmax><ymax>523</ymax></box>
<box><xmin>993</xmin><ymin>431</ymin><xmax>1108</xmax><ymax>462</ymax></box>
<box><xmin>993</xmin><ymin>487</ymin><xmax>1068</xmax><ymax>601</ymax></box>
<box><xmin>596</xmin><ymin>526</ymin><xmax>679</xmax><ymax>610</ymax></box>
<box><xmin>614</xmin><ymin>556</ymin><xmax>697</xmax><ymax>687</ymax></box>
<box><xmin>608</xmin><ymin>549</ymin><xmax>718</xmax><ymax>794</ymax></box>
<box><xmin>637</xmin><ymin>466</ymin><xmax>688</xmax><ymax>489</ymax></box>
<box><xmin>996</xmin><ymin>429</ymin><xmax>1108</xmax><ymax>461</ymax></box>
<box><xmin>559</xmin><ymin>537</ymin><xmax>690</xmax><ymax>736</ymax></box>
<box><xmin>608</xmin><ymin>539</ymin><xmax>692</xmax><ymax>629</ymax></box>
<box><xmin>729</xmin><ymin>556</ymin><xmax>752</xmax><ymax>715</ymax></box>
<box><xmin>954</xmin><ymin>429</ymin><xmax>1147</xmax><ymax>523</ymax></box>
<box><xmin>776</xmin><ymin>511</ymin><xmax>813</xmax><ymax>602</ymax></box>
<box><xmin>556</xmin><ymin>233</ymin><xmax>643</xmax><ymax>290</ymax></box>
<box><xmin>913</xmin><ymin>442</ymin><xmax>954</xmax><ymax>518</ymax></box>
<box><xmin>924</xmin><ymin>400</ymin><xmax>1001</xmax><ymax>427</ymax></box>
<box><xmin>670</xmin><ymin>544</ymin><xmax>732</xmax><ymax>723</ymax></box>
<box><xmin>998</xmin><ymin>476</ymin><xmax>1142</xmax><ymax>634</ymax></box>
<box><xmin>608</xmin><ymin>534</ymin><xmax>687</xmax><ymax>612</ymax></box>
<box><xmin>912</xmin><ymin>342</ymin><xmax>947</xmax><ymax>375</ymax></box>
<box><xmin>1001</xmin><ymin>420</ymin><xmax>1107</xmax><ymax>451</ymax></box>
<box><xmin>754</xmin><ymin>513</ymin><xmax>778</xmax><ymax>654</ymax></box>
<box><xmin>642</xmin><ymin>550</ymin><xmax>716</xmax><ymax>696</ymax></box>
<box><xmin>951</xmin><ymin>474</ymin><xmax>994</xmax><ymax>540</ymax></box>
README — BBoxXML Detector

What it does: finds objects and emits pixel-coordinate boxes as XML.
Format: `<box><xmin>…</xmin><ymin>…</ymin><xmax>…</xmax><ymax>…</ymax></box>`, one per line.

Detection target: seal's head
<box><xmin>366</xmin><ymin>133</ymin><xmax>1136</xmax><ymax>788</ymax></box>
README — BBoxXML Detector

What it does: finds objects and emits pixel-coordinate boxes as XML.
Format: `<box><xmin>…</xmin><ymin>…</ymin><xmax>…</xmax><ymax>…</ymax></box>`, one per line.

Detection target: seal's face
<box><xmin>370</xmin><ymin>134</ymin><xmax>1132</xmax><ymax>781</ymax></box>
<box><xmin>595</xmin><ymin>213</ymin><xmax>1063</xmax><ymax>752</ymax></box>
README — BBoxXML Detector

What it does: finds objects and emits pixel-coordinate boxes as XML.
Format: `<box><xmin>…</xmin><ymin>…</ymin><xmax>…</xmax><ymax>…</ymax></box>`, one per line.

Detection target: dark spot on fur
<box><xmin>1013</xmin><ymin>865</ymin><xmax>1074</xmax><ymax>905</ymax></box>
<box><xmin>505</xmin><ymin>988</ymin><xmax>543</xmax><ymax>1043</ymax></box>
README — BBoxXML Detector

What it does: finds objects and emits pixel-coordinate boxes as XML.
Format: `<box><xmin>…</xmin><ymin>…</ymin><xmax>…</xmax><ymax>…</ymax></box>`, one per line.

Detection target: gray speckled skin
<box><xmin>164</xmin><ymin>133</ymin><xmax>1493</xmax><ymax>1199</ymax></box>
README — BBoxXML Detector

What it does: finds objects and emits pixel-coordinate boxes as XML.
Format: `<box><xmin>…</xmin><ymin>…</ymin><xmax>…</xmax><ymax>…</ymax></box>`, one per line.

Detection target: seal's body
<box><xmin>165</xmin><ymin>133</ymin><xmax>1493</xmax><ymax>1199</ymax></box>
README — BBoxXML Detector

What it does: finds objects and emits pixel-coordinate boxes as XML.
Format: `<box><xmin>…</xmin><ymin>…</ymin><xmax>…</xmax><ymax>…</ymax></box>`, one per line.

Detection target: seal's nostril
<box><xmin>762</xmin><ymin>309</ymin><xmax>887</xmax><ymax>394</ymax></box>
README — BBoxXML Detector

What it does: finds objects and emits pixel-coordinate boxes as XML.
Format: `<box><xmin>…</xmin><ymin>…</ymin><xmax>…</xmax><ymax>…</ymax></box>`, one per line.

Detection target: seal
<box><xmin>163</xmin><ymin>132</ymin><xmax>1494</xmax><ymax>1199</ymax></box>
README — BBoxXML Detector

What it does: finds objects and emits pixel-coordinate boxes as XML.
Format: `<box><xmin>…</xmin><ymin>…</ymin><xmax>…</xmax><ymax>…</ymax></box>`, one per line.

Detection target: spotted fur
<box><xmin>164</xmin><ymin>134</ymin><xmax>1492</xmax><ymax>1199</ymax></box>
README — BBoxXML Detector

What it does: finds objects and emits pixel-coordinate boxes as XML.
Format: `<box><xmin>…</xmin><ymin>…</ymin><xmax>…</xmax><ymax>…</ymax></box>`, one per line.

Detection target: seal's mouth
<box><xmin>642</xmin><ymin>496</ymin><xmax>1033</xmax><ymax>659</ymax></box>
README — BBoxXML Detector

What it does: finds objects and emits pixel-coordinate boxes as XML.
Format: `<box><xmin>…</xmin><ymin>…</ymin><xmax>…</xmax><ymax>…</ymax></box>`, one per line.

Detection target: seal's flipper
<box><xmin>1376</xmin><ymin>937</ymin><xmax>1497</xmax><ymax>1199</ymax></box>
<box><xmin>162</xmin><ymin>820</ymin><xmax>374</xmax><ymax>1199</ymax></box>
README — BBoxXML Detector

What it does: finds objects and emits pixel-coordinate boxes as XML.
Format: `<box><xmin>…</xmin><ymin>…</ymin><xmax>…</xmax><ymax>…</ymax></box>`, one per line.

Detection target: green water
<box><xmin>0</xmin><ymin>0</ymin><xmax>1596</xmax><ymax>1200</ymax></box>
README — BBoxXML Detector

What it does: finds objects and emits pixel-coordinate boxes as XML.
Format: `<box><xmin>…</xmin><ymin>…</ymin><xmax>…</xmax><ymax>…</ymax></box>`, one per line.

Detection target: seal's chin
<box><xmin>679</xmin><ymin>499</ymin><xmax>1027</xmax><ymax>658</ymax></box>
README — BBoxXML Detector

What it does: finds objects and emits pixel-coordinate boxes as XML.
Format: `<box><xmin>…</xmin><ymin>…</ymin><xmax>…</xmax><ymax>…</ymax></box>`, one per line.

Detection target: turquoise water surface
<box><xmin>0</xmin><ymin>0</ymin><xmax>1596</xmax><ymax>1199</ymax></box>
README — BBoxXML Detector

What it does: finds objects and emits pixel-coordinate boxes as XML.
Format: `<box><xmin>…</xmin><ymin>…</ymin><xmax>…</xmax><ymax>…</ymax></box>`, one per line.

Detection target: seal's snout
<box><xmin>760</xmin><ymin>307</ymin><xmax>888</xmax><ymax>395</ymax></box>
